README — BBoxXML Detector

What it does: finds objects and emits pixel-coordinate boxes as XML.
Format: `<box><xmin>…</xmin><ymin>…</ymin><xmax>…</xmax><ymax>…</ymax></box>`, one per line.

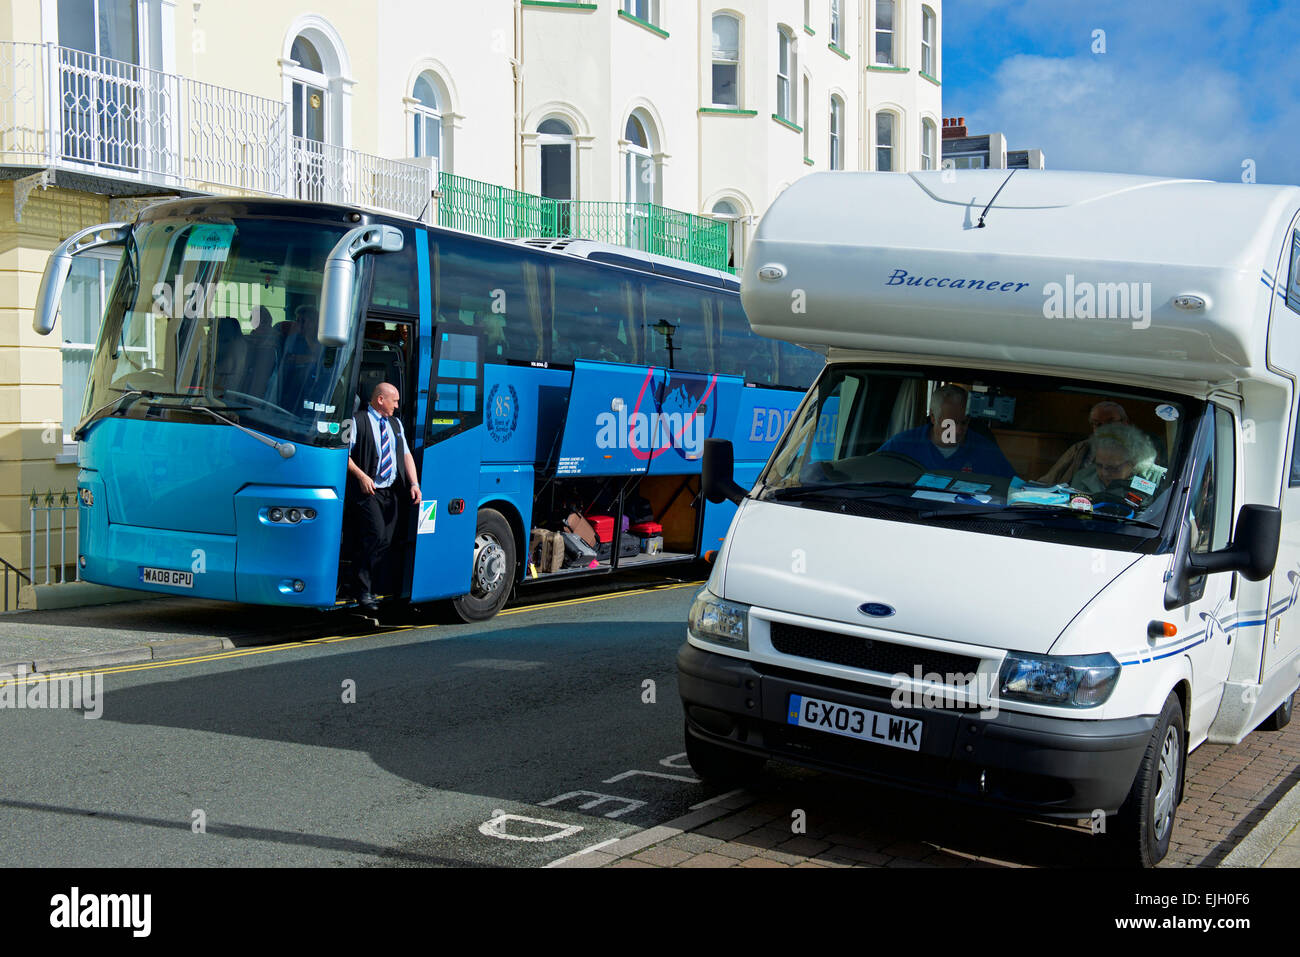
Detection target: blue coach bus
<box><xmin>33</xmin><ymin>197</ymin><xmax>822</xmax><ymax>619</ymax></box>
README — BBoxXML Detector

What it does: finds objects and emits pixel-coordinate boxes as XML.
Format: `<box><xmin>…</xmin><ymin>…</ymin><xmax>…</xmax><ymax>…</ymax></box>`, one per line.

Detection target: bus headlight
<box><xmin>688</xmin><ymin>588</ymin><xmax>750</xmax><ymax>651</ymax></box>
<box><xmin>998</xmin><ymin>652</ymin><xmax>1121</xmax><ymax>708</ymax></box>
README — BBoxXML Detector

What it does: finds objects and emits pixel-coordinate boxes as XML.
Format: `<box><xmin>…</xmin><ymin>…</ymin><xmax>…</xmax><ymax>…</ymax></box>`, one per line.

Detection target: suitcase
<box><xmin>630</xmin><ymin>521</ymin><xmax>662</xmax><ymax>536</ymax></box>
<box><xmin>598</xmin><ymin>532</ymin><xmax>643</xmax><ymax>561</ymax></box>
<box><xmin>640</xmin><ymin>535</ymin><xmax>664</xmax><ymax>555</ymax></box>
<box><xmin>562</xmin><ymin>530</ymin><xmax>597</xmax><ymax>566</ymax></box>
<box><xmin>565</xmin><ymin>511</ymin><xmax>598</xmax><ymax>547</ymax></box>
<box><xmin>530</xmin><ymin>528</ymin><xmax>564</xmax><ymax>574</ymax></box>
<box><xmin>587</xmin><ymin>514</ymin><xmax>616</xmax><ymax>543</ymax></box>
<box><xmin>619</xmin><ymin>532</ymin><xmax>640</xmax><ymax>558</ymax></box>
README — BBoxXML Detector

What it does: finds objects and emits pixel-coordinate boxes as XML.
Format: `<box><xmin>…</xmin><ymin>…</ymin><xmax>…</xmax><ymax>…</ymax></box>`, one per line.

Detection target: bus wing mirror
<box><xmin>33</xmin><ymin>222</ymin><xmax>130</xmax><ymax>335</ymax></box>
<box><xmin>319</xmin><ymin>225</ymin><xmax>405</xmax><ymax>347</ymax></box>
<box><xmin>703</xmin><ymin>438</ymin><xmax>747</xmax><ymax>504</ymax></box>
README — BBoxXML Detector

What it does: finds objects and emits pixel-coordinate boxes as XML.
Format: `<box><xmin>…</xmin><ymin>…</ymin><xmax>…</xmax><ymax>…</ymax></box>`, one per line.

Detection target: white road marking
<box><xmin>658</xmin><ymin>752</ymin><xmax>692</xmax><ymax>769</ymax></box>
<box><xmin>603</xmin><ymin>769</ymin><xmax>701</xmax><ymax>785</ymax></box>
<box><xmin>538</xmin><ymin>791</ymin><xmax>647</xmax><ymax>818</ymax></box>
<box><xmin>479</xmin><ymin>810</ymin><xmax>583</xmax><ymax>842</ymax></box>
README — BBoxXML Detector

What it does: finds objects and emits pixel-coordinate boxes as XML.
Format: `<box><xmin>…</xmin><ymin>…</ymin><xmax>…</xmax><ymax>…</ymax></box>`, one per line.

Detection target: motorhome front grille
<box><xmin>769</xmin><ymin>622</ymin><xmax>981</xmax><ymax>677</ymax></box>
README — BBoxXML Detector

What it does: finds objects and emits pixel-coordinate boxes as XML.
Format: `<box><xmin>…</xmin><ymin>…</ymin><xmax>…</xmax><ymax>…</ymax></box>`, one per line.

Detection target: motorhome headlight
<box><xmin>688</xmin><ymin>589</ymin><xmax>750</xmax><ymax>650</ymax></box>
<box><xmin>998</xmin><ymin>652</ymin><xmax>1121</xmax><ymax>708</ymax></box>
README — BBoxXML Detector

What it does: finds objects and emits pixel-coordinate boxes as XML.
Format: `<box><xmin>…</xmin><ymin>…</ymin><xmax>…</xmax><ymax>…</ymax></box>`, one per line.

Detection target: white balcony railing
<box><xmin>0</xmin><ymin>42</ymin><xmax>431</xmax><ymax>220</ymax></box>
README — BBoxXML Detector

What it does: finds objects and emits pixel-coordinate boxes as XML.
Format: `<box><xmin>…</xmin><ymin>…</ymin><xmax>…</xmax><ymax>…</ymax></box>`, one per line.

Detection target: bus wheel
<box><xmin>1109</xmin><ymin>692</ymin><xmax>1183</xmax><ymax>867</ymax></box>
<box><xmin>450</xmin><ymin>509</ymin><xmax>516</xmax><ymax>622</ymax></box>
<box><xmin>1261</xmin><ymin>693</ymin><xmax>1293</xmax><ymax>730</ymax></box>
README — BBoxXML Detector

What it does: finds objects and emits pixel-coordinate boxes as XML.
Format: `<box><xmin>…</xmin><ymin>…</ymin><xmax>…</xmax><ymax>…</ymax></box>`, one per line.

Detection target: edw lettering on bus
<box><xmin>750</xmin><ymin>407</ymin><xmax>796</xmax><ymax>442</ymax></box>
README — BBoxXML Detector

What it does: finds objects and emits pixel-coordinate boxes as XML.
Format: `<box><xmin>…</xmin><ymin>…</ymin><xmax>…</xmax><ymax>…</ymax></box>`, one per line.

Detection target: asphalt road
<box><xmin>0</xmin><ymin>582</ymin><xmax>719</xmax><ymax>867</ymax></box>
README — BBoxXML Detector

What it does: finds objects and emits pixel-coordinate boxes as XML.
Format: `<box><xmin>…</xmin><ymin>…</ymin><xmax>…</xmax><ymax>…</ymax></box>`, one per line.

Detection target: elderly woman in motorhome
<box><xmin>1072</xmin><ymin>422</ymin><xmax>1159</xmax><ymax>493</ymax></box>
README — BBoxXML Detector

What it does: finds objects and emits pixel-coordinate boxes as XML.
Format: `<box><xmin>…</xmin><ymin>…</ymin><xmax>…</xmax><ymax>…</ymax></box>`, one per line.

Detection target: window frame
<box><xmin>410</xmin><ymin>71</ymin><xmax>444</xmax><ymax>165</ymax></box>
<box><xmin>921</xmin><ymin>5</ymin><xmax>936</xmax><ymax>78</ymax></box>
<box><xmin>921</xmin><ymin>117</ymin><xmax>936</xmax><ymax>170</ymax></box>
<box><xmin>829</xmin><ymin>95</ymin><xmax>844</xmax><ymax>170</ymax></box>
<box><xmin>875</xmin><ymin>110</ymin><xmax>897</xmax><ymax>171</ymax></box>
<box><xmin>711</xmin><ymin>13</ymin><xmax>742</xmax><ymax>108</ymax></box>
<box><xmin>830</xmin><ymin>0</ymin><xmax>842</xmax><ymax>47</ymax></box>
<box><xmin>776</xmin><ymin>26</ymin><xmax>796</xmax><ymax>122</ymax></box>
<box><xmin>621</xmin><ymin>0</ymin><xmax>660</xmax><ymax>27</ymax></box>
<box><xmin>875</xmin><ymin>0</ymin><xmax>896</xmax><ymax>66</ymax></box>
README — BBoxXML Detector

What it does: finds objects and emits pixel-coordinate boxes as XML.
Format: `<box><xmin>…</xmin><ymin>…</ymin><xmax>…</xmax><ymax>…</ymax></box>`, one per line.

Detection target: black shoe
<box><xmin>358</xmin><ymin>594</ymin><xmax>380</xmax><ymax>614</ymax></box>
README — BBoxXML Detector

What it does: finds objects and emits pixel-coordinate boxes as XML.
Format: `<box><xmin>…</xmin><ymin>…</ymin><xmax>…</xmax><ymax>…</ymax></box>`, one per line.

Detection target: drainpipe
<box><xmin>513</xmin><ymin>0</ymin><xmax>524</xmax><ymax>192</ymax></box>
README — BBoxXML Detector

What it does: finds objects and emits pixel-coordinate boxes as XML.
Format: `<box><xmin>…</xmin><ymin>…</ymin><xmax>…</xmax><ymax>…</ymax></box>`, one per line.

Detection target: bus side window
<box><xmin>551</xmin><ymin>257</ymin><xmax>629</xmax><ymax>365</ymax></box>
<box><xmin>432</xmin><ymin>236</ymin><xmax>543</xmax><ymax>364</ymax></box>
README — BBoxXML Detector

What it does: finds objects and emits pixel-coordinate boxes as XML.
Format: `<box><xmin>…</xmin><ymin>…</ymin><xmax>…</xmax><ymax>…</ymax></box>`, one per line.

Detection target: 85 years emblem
<box><xmin>486</xmin><ymin>383</ymin><xmax>519</xmax><ymax>443</ymax></box>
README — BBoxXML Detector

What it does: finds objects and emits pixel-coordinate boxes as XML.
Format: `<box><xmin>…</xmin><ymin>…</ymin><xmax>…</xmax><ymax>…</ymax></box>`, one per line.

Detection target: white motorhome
<box><xmin>681</xmin><ymin>170</ymin><xmax>1300</xmax><ymax>866</ymax></box>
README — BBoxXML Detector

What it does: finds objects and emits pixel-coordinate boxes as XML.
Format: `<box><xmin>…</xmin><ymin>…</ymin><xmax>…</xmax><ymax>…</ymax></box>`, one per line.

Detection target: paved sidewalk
<box><xmin>573</xmin><ymin>693</ymin><xmax>1299</xmax><ymax>869</ymax></box>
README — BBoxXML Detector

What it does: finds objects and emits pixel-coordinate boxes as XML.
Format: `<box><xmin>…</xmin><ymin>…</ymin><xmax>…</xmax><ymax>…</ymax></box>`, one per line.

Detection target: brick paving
<box><xmin>598</xmin><ymin>692</ymin><xmax>1298</xmax><ymax>868</ymax></box>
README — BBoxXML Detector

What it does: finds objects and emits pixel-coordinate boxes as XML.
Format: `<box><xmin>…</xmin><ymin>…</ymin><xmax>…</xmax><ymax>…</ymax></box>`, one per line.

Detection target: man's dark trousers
<box><xmin>351</xmin><ymin>485</ymin><xmax>399</xmax><ymax>598</ymax></box>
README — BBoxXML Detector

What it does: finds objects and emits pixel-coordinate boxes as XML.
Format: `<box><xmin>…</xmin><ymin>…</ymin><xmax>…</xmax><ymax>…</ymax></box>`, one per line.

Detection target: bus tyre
<box><xmin>450</xmin><ymin>509</ymin><xmax>516</xmax><ymax>622</ymax></box>
<box><xmin>1110</xmin><ymin>693</ymin><xmax>1183</xmax><ymax>868</ymax></box>
<box><xmin>685</xmin><ymin>724</ymin><xmax>765</xmax><ymax>785</ymax></box>
<box><xmin>1261</xmin><ymin>693</ymin><xmax>1293</xmax><ymax>731</ymax></box>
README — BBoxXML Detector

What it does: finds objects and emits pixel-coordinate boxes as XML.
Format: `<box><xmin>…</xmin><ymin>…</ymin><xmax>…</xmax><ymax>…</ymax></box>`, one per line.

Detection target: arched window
<box><xmin>624</xmin><ymin>112</ymin><xmax>658</xmax><ymax>205</ymax></box>
<box><xmin>921</xmin><ymin>6</ymin><xmax>936</xmax><ymax>77</ymax></box>
<box><xmin>921</xmin><ymin>117</ymin><xmax>937</xmax><ymax>170</ymax></box>
<box><xmin>830</xmin><ymin>96</ymin><xmax>844</xmax><ymax>170</ymax></box>
<box><xmin>875</xmin><ymin>0</ymin><xmax>896</xmax><ymax>66</ymax></box>
<box><xmin>289</xmin><ymin>34</ymin><xmax>329</xmax><ymax>144</ymax></box>
<box><xmin>539</xmin><ymin>117</ymin><xmax>576</xmax><ymax>235</ymax></box>
<box><xmin>876</xmin><ymin>110</ymin><xmax>897</xmax><ymax>171</ymax></box>
<box><xmin>711</xmin><ymin>14</ymin><xmax>740</xmax><ymax>107</ymax></box>
<box><xmin>411</xmin><ymin>72</ymin><xmax>444</xmax><ymax>163</ymax></box>
<box><xmin>830</xmin><ymin>0</ymin><xmax>842</xmax><ymax>47</ymax></box>
<box><xmin>776</xmin><ymin>27</ymin><xmax>796</xmax><ymax>123</ymax></box>
<box><xmin>711</xmin><ymin>199</ymin><xmax>746</xmax><ymax>269</ymax></box>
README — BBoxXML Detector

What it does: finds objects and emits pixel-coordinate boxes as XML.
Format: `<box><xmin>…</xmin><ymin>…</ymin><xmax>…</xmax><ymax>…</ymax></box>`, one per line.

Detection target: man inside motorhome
<box><xmin>878</xmin><ymin>384</ymin><xmax>1016</xmax><ymax>478</ymax></box>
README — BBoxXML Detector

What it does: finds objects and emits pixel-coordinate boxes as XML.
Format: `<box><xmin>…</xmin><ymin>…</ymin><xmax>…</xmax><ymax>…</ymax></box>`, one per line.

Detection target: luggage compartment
<box><xmin>524</xmin><ymin>474</ymin><xmax>703</xmax><ymax>581</ymax></box>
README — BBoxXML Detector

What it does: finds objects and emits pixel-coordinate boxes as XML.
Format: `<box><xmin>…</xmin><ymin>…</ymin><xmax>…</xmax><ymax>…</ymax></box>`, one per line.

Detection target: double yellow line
<box><xmin>0</xmin><ymin>580</ymin><xmax>701</xmax><ymax>688</ymax></box>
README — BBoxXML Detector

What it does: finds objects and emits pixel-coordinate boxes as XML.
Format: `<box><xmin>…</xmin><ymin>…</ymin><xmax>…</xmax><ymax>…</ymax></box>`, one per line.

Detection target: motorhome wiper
<box><xmin>976</xmin><ymin>169</ymin><xmax>1017</xmax><ymax>228</ymax></box>
<box><xmin>919</xmin><ymin>502</ymin><xmax>1160</xmax><ymax>529</ymax></box>
<box><xmin>766</xmin><ymin>481</ymin><xmax>922</xmax><ymax>500</ymax></box>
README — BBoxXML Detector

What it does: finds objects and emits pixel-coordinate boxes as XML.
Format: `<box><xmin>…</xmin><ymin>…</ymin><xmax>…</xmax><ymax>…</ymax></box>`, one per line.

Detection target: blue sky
<box><xmin>940</xmin><ymin>0</ymin><xmax>1300</xmax><ymax>184</ymax></box>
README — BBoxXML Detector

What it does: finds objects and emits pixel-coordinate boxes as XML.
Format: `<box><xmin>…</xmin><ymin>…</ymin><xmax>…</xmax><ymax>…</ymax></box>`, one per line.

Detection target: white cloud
<box><xmin>970</xmin><ymin>54</ymin><xmax>1268</xmax><ymax>181</ymax></box>
<box><xmin>965</xmin><ymin>52</ymin><xmax>1300</xmax><ymax>184</ymax></box>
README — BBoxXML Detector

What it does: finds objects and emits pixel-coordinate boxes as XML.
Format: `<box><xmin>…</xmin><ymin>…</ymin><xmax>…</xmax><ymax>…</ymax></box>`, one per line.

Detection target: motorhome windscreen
<box><xmin>759</xmin><ymin>365</ymin><xmax>1197</xmax><ymax>541</ymax></box>
<box><xmin>79</xmin><ymin>216</ymin><xmax>360</xmax><ymax>447</ymax></box>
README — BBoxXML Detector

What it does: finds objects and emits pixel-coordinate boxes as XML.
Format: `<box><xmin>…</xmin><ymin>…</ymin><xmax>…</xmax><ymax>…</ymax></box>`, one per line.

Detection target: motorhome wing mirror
<box><xmin>318</xmin><ymin>225</ymin><xmax>405</xmax><ymax>348</ymax></box>
<box><xmin>1187</xmin><ymin>504</ymin><xmax>1282</xmax><ymax>582</ymax></box>
<box><xmin>702</xmin><ymin>439</ymin><xmax>746</xmax><ymax>504</ymax></box>
<box><xmin>33</xmin><ymin>223</ymin><xmax>130</xmax><ymax>335</ymax></box>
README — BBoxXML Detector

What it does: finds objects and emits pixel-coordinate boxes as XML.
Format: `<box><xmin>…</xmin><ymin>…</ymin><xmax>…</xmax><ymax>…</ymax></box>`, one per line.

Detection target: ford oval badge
<box><xmin>859</xmin><ymin>602</ymin><xmax>895</xmax><ymax>618</ymax></box>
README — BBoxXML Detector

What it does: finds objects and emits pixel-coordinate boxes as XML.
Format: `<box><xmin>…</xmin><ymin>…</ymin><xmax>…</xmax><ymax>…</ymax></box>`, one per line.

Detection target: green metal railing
<box><xmin>437</xmin><ymin>172</ymin><xmax>730</xmax><ymax>272</ymax></box>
